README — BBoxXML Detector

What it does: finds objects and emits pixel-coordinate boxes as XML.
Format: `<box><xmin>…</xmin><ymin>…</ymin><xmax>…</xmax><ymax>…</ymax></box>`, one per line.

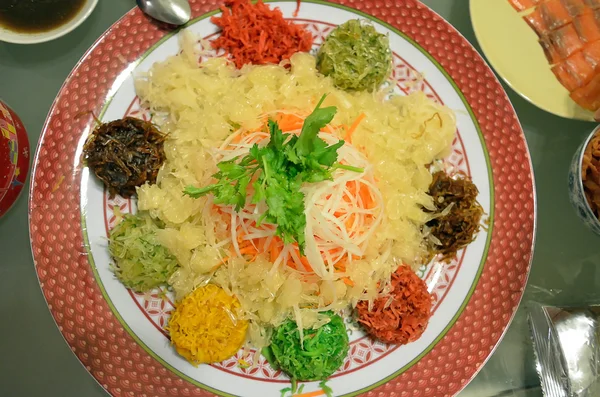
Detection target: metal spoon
<box><xmin>136</xmin><ymin>0</ymin><xmax>192</xmax><ymax>26</ymax></box>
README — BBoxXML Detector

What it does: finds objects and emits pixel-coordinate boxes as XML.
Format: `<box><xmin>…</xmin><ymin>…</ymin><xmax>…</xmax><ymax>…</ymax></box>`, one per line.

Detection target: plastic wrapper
<box><xmin>528</xmin><ymin>302</ymin><xmax>600</xmax><ymax>396</ymax></box>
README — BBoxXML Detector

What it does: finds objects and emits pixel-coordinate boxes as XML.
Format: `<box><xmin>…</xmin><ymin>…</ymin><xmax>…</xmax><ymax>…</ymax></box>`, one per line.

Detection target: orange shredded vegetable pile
<box><xmin>167</xmin><ymin>284</ymin><xmax>248</xmax><ymax>365</ymax></box>
<box><xmin>356</xmin><ymin>266</ymin><xmax>432</xmax><ymax>345</ymax></box>
<box><xmin>211</xmin><ymin>0</ymin><xmax>313</xmax><ymax>69</ymax></box>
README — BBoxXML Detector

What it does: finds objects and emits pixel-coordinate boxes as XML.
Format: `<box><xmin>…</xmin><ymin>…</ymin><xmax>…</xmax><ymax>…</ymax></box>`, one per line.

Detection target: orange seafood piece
<box><xmin>571</xmin><ymin>73</ymin><xmax>600</xmax><ymax>109</ymax></box>
<box><xmin>524</xmin><ymin>8</ymin><xmax>551</xmax><ymax>36</ymax></box>
<box><xmin>552</xmin><ymin>61</ymin><xmax>582</xmax><ymax>90</ymax></box>
<box><xmin>552</xmin><ymin>51</ymin><xmax>596</xmax><ymax>90</ymax></box>
<box><xmin>548</xmin><ymin>24</ymin><xmax>585</xmax><ymax>58</ymax></box>
<box><xmin>573</xmin><ymin>12</ymin><xmax>600</xmax><ymax>42</ymax></box>
<box><xmin>585</xmin><ymin>0</ymin><xmax>600</xmax><ymax>9</ymax></box>
<box><xmin>508</xmin><ymin>0</ymin><xmax>541</xmax><ymax>12</ymax></box>
<box><xmin>562</xmin><ymin>0</ymin><xmax>593</xmax><ymax>17</ymax></box>
<box><xmin>583</xmin><ymin>40</ymin><xmax>600</xmax><ymax>69</ymax></box>
<box><xmin>541</xmin><ymin>0</ymin><xmax>574</xmax><ymax>30</ymax></box>
<box><xmin>540</xmin><ymin>36</ymin><xmax>563</xmax><ymax>63</ymax></box>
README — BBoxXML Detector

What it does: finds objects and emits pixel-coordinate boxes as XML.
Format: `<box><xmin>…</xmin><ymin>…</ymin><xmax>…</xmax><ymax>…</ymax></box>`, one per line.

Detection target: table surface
<box><xmin>1</xmin><ymin>0</ymin><xmax>599</xmax><ymax>396</ymax></box>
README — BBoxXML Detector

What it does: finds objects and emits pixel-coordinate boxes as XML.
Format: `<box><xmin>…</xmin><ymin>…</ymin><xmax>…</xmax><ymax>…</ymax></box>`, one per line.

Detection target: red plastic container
<box><xmin>0</xmin><ymin>100</ymin><xmax>29</xmax><ymax>218</ymax></box>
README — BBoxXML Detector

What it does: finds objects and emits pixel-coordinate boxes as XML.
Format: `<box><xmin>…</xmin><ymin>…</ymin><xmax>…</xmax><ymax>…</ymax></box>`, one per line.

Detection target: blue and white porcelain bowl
<box><xmin>568</xmin><ymin>125</ymin><xmax>600</xmax><ymax>235</ymax></box>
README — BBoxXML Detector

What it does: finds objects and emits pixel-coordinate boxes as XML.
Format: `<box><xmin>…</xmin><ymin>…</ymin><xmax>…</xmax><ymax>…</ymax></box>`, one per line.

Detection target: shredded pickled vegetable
<box><xmin>426</xmin><ymin>171</ymin><xmax>484</xmax><ymax>261</ymax></box>
<box><xmin>108</xmin><ymin>211</ymin><xmax>179</xmax><ymax>292</ymax></box>
<box><xmin>356</xmin><ymin>266</ymin><xmax>432</xmax><ymax>344</ymax></box>
<box><xmin>168</xmin><ymin>284</ymin><xmax>248</xmax><ymax>365</ymax></box>
<box><xmin>317</xmin><ymin>19</ymin><xmax>392</xmax><ymax>92</ymax></box>
<box><xmin>211</xmin><ymin>0</ymin><xmax>313</xmax><ymax>69</ymax></box>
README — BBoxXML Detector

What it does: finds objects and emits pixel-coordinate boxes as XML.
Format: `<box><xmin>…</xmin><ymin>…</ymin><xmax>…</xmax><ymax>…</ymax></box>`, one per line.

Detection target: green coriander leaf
<box><xmin>183</xmin><ymin>185</ymin><xmax>218</xmax><ymax>198</ymax></box>
<box><xmin>251</xmin><ymin>178</ymin><xmax>266</xmax><ymax>204</ymax></box>
<box><xmin>302</xmin><ymin>168</ymin><xmax>331</xmax><ymax>183</ymax></box>
<box><xmin>332</xmin><ymin>163</ymin><xmax>364</xmax><ymax>173</ymax></box>
<box><xmin>295</xmin><ymin>227</ymin><xmax>306</xmax><ymax>252</ymax></box>
<box><xmin>216</xmin><ymin>160</ymin><xmax>246</xmax><ymax>179</ymax></box>
<box><xmin>255</xmin><ymin>212</ymin><xmax>268</xmax><ymax>227</ymax></box>
<box><xmin>283</xmin><ymin>144</ymin><xmax>301</xmax><ymax>165</ymax></box>
<box><xmin>295</xmin><ymin>94</ymin><xmax>337</xmax><ymax>157</ymax></box>
<box><xmin>213</xmin><ymin>183</ymin><xmax>236</xmax><ymax>205</ymax></box>
<box><xmin>312</xmin><ymin>140</ymin><xmax>344</xmax><ymax>167</ymax></box>
<box><xmin>249</xmin><ymin>143</ymin><xmax>263</xmax><ymax>162</ymax></box>
<box><xmin>265</xmin><ymin>183</ymin><xmax>288</xmax><ymax>223</ymax></box>
<box><xmin>268</xmin><ymin>119</ymin><xmax>285</xmax><ymax>151</ymax></box>
<box><xmin>235</xmin><ymin>173</ymin><xmax>251</xmax><ymax>210</ymax></box>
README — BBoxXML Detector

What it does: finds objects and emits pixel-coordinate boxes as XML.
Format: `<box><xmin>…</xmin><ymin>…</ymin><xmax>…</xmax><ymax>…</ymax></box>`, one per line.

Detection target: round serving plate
<box><xmin>29</xmin><ymin>1</ymin><xmax>536</xmax><ymax>396</ymax></box>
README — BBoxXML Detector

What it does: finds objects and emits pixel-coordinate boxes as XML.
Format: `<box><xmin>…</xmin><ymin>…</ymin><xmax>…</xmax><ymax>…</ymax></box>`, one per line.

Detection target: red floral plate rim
<box><xmin>28</xmin><ymin>1</ymin><xmax>536</xmax><ymax>396</ymax></box>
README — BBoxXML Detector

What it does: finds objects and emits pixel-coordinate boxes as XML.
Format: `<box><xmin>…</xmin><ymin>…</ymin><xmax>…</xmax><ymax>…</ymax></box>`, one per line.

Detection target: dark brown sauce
<box><xmin>0</xmin><ymin>0</ymin><xmax>86</xmax><ymax>34</ymax></box>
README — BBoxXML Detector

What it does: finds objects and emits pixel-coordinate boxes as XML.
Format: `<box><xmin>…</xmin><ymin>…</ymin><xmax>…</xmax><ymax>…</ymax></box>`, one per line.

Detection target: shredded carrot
<box><xmin>294</xmin><ymin>390</ymin><xmax>325</xmax><ymax>397</ymax></box>
<box><xmin>341</xmin><ymin>277</ymin><xmax>354</xmax><ymax>287</ymax></box>
<box><xmin>211</xmin><ymin>0</ymin><xmax>313</xmax><ymax>69</ymax></box>
<box><xmin>299</xmin><ymin>255</ymin><xmax>314</xmax><ymax>273</ymax></box>
<box><xmin>293</xmin><ymin>0</ymin><xmax>302</xmax><ymax>17</ymax></box>
<box><xmin>275</xmin><ymin>113</ymin><xmax>305</xmax><ymax>131</ymax></box>
<box><xmin>344</xmin><ymin>113</ymin><xmax>366</xmax><ymax>143</ymax></box>
<box><xmin>238</xmin><ymin>245</ymin><xmax>259</xmax><ymax>255</ymax></box>
<box><xmin>270</xmin><ymin>237</ymin><xmax>281</xmax><ymax>263</ymax></box>
<box><xmin>358</xmin><ymin>181</ymin><xmax>374</xmax><ymax>209</ymax></box>
<box><xmin>356</xmin><ymin>266</ymin><xmax>432</xmax><ymax>345</ymax></box>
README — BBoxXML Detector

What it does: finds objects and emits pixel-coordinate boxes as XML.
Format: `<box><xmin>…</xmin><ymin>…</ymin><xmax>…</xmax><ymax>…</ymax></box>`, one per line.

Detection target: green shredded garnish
<box><xmin>317</xmin><ymin>19</ymin><xmax>392</xmax><ymax>92</ymax></box>
<box><xmin>280</xmin><ymin>387</ymin><xmax>292</xmax><ymax>397</ymax></box>
<box><xmin>262</xmin><ymin>345</ymin><xmax>280</xmax><ymax>370</ymax></box>
<box><xmin>319</xmin><ymin>380</ymin><xmax>334</xmax><ymax>397</ymax></box>
<box><xmin>108</xmin><ymin>212</ymin><xmax>179</xmax><ymax>292</ymax></box>
<box><xmin>279</xmin><ymin>381</ymin><xmax>306</xmax><ymax>397</ymax></box>
<box><xmin>268</xmin><ymin>311</ymin><xmax>349</xmax><ymax>381</ymax></box>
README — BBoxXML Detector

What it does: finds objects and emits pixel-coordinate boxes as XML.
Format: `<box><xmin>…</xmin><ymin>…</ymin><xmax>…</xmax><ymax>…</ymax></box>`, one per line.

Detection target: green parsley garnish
<box><xmin>183</xmin><ymin>95</ymin><xmax>362</xmax><ymax>253</ymax></box>
<box><xmin>319</xmin><ymin>380</ymin><xmax>334</xmax><ymax>397</ymax></box>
